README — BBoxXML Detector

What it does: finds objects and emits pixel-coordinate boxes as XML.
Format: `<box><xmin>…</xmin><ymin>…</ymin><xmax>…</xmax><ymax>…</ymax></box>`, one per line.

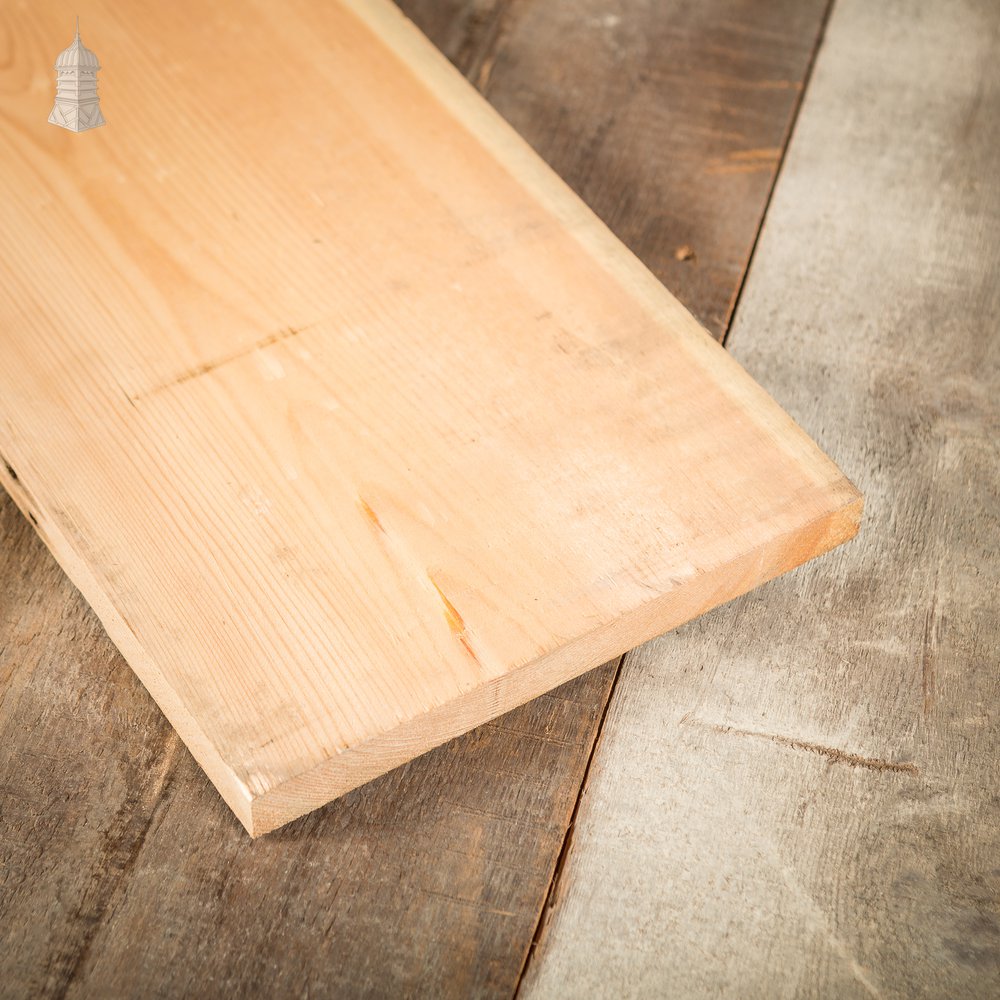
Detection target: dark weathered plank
<box><xmin>521</xmin><ymin>0</ymin><xmax>1000</xmax><ymax>996</ymax></box>
<box><xmin>0</xmin><ymin>2</ymin><xmax>830</xmax><ymax>997</ymax></box>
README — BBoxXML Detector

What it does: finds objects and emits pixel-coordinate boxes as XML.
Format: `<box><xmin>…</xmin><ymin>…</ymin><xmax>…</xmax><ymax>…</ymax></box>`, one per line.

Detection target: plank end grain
<box><xmin>0</xmin><ymin>0</ymin><xmax>861</xmax><ymax>835</ymax></box>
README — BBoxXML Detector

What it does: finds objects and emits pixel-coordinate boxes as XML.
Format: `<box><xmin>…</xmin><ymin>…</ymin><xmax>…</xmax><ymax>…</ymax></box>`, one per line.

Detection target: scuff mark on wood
<box><xmin>134</xmin><ymin>324</ymin><xmax>315</xmax><ymax>401</ymax></box>
<box><xmin>706</xmin><ymin>147</ymin><xmax>782</xmax><ymax>176</ymax></box>
<box><xmin>730</xmin><ymin>147</ymin><xmax>783</xmax><ymax>161</ymax></box>
<box><xmin>476</xmin><ymin>51</ymin><xmax>497</xmax><ymax>90</ymax></box>
<box><xmin>683</xmin><ymin>715</ymin><xmax>919</xmax><ymax>775</ymax></box>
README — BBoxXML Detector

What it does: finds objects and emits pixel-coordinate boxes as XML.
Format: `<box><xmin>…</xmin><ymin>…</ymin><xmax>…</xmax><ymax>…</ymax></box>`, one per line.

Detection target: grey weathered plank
<box><xmin>521</xmin><ymin>0</ymin><xmax>1000</xmax><ymax>997</ymax></box>
<box><xmin>0</xmin><ymin>2</ymin><xmax>831</xmax><ymax>997</ymax></box>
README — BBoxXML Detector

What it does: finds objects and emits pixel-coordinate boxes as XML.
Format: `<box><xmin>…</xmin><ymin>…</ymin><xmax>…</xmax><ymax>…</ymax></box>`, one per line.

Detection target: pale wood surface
<box><xmin>0</xmin><ymin>1</ymin><xmax>838</xmax><ymax>996</ymax></box>
<box><xmin>0</xmin><ymin>0</ymin><xmax>858</xmax><ymax>835</ymax></box>
<box><xmin>522</xmin><ymin>0</ymin><xmax>1000</xmax><ymax>996</ymax></box>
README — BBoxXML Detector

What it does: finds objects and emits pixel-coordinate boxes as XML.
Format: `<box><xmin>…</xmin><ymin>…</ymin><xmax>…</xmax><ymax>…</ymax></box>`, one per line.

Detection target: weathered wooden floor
<box><xmin>1</xmin><ymin>0</ymin><xmax>996</xmax><ymax>997</ymax></box>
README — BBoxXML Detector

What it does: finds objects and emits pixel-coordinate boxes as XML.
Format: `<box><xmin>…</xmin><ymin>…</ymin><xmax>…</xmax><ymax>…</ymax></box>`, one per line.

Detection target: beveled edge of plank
<box><xmin>248</xmin><ymin>487</ymin><xmax>862</xmax><ymax>836</ymax></box>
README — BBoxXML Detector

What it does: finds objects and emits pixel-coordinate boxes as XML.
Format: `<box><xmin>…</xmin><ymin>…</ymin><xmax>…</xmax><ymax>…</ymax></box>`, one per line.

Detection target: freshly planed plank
<box><xmin>521</xmin><ymin>0</ymin><xmax>1000</xmax><ymax>996</ymax></box>
<box><xmin>0</xmin><ymin>0</ymin><xmax>859</xmax><ymax>837</ymax></box>
<box><xmin>0</xmin><ymin>2</ymin><xmax>835</xmax><ymax>997</ymax></box>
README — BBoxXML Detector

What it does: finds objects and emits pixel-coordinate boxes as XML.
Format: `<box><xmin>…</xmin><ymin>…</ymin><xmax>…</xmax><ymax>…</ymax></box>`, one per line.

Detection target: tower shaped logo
<box><xmin>49</xmin><ymin>19</ymin><xmax>106</xmax><ymax>133</ymax></box>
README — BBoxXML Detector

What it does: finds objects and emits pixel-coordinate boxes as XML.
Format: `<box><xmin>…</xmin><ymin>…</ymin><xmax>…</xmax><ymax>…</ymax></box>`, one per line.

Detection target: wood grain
<box><xmin>521</xmin><ymin>0</ymin><xmax>1000</xmax><ymax>996</ymax></box>
<box><xmin>0</xmin><ymin>1</ymin><xmax>834</xmax><ymax>996</ymax></box>
<box><xmin>0</xmin><ymin>0</ymin><xmax>858</xmax><ymax>836</ymax></box>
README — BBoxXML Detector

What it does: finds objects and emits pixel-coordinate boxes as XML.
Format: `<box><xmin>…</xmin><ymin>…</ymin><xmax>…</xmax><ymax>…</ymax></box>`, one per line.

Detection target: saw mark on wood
<box><xmin>133</xmin><ymin>324</ymin><xmax>316</xmax><ymax>402</ymax></box>
<box><xmin>421</xmin><ymin>887</ymin><xmax>518</xmax><ymax>919</ymax></box>
<box><xmin>481</xmin><ymin>720</ymin><xmax>580</xmax><ymax>750</ymax></box>
<box><xmin>684</xmin><ymin>715</ymin><xmax>919</xmax><ymax>775</ymax></box>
